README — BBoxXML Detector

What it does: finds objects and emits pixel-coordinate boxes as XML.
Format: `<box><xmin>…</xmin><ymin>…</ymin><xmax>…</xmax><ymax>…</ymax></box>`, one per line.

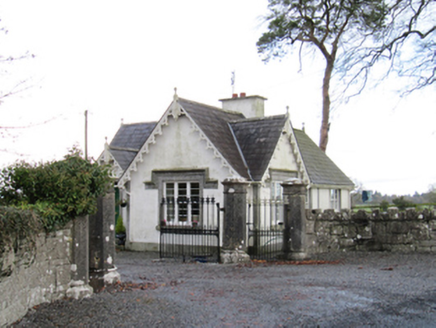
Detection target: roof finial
<box><xmin>286</xmin><ymin>106</ymin><xmax>289</xmax><ymax>117</ymax></box>
<box><xmin>121</xmin><ymin>118</ymin><xmax>124</xmax><ymax>126</ymax></box>
<box><xmin>302</xmin><ymin>122</ymin><xmax>305</xmax><ymax>132</ymax></box>
<box><xmin>173</xmin><ymin>87</ymin><xmax>178</xmax><ymax>101</ymax></box>
<box><xmin>104</xmin><ymin>137</ymin><xmax>109</xmax><ymax>151</ymax></box>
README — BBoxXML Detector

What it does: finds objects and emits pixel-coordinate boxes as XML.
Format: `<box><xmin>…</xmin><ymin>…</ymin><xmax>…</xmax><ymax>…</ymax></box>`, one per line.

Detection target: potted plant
<box><xmin>115</xmin><ymin>216</ymin><xmax>126</xmax><ymax>246</ymax></box>
<box><xmin>192</xmin><ymin>220</ymin><xmax>198</xmax><ymax>228</ymax></box>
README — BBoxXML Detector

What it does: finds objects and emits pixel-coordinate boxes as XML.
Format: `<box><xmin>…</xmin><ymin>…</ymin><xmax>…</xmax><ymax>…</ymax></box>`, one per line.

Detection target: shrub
<box><xmin>392</xmin><ymin>196</ymin><xmax>415</xmax><ymax>211</ymax></box>
<box><xmin>380</xmin><ymin>200</ymin><xmax>389</xmax><ymax>212</ymax></box>
<box><xmin>0</xmin><ymin>148</ymin><xmax>112</xmax><ymax>236</ymax></box>
<box><xmin>115</xmin><ymin>216</ymin><xmax>126</xmax><ymax>234</ymax></box>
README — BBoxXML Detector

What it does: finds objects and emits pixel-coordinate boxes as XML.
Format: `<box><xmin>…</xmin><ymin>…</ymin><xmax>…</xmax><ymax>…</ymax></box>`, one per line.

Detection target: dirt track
<box><xmin>12</xmin><ymin>251</ymin><xmax>436</xmax><ymax>327</ymax></box>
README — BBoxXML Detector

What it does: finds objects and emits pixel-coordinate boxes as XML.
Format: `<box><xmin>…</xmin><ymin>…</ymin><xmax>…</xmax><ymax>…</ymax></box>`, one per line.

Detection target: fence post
<box><xmin>282</xmin><ymin>178</ymin><xmax>309</xmax><ymax>260</ymax></box>
<box><xmin>221</xmin><ymin>178</ymin><xmax>251</xmax><ymax>264</ymax></box>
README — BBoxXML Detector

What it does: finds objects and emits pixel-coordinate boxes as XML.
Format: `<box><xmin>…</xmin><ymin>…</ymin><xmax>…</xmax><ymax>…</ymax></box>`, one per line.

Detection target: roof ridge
<box><xmin>178</xmin><ymin>97</ymin><xmax>245</xmax><ymax>117</ymax></box>
<box><xmin>229</xmin><ymin>114</ymin><xmax>287</xmax><ymax>124</ymax></box>
<box><xmin>227</xmin><ymin>122</ymin><xmax>253</xmax><ymax>181</ymax></box>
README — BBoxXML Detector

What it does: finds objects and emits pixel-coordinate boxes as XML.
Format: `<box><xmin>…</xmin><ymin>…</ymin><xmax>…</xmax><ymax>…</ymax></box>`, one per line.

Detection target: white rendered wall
<box><xmin>309</xmin><ymin>187</ymin><xmax>351</xmax><ymax>211</ymax></box>
<box><xmin>257</xmin><ymin>130</ymin><xmax>300</xmax><ymax>201</ymax></box>
<box><xmin>340</xmin><ymin>189</ymin><xmax>351</xmax><ymax>209</ymax></box>
<box><xmin>310</xmin><ymin>188</ymin><xmax>318</xmax><ymax>209</ymax></box>
<box><xmin>267</xmin><ymin>132</ymin><xmax>299</xmax><ymax>174</ymax></box>
<box><xmin>317</xmin><ymin>189</ymin><xmax>331</xmax><ymax>210</ymax></box>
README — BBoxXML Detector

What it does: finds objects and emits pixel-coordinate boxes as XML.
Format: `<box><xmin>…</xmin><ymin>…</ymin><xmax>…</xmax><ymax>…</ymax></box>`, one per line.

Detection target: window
<box><xmin>150</xmin><ymin>170</ymin><xmax>216</xmax><ymax>226</ymax></box>
<box><xmin>163</xmin><ymin>182</ymin><xmax>200</xmax><ymax>224</ymax></box>
<box><xmin>270</xmin><ymin>182</ymin><xmax>284</xmax><ymax>226</ymax></box>
<box><xmin>330</xmin><ymin>189</ymin><xmax>340</xmax><ymax>211</ymax></box>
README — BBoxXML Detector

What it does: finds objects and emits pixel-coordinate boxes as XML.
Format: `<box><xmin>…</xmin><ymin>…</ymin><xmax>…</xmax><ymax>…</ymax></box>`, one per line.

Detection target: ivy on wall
<box><xmin>0</xmin><ymin>206</ymin><xmax>41</xmax><ymax>253</ymax></box>
<box><xmin>0</xmin><ymin>148</ymin><xmax>112</xmax><ymax>250</ymax></box>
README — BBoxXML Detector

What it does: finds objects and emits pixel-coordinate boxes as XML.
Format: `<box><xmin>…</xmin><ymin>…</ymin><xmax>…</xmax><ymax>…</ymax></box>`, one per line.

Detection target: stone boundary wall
<box><xmin>0</xmin><ymin>227</ymin><xmax>72</xmax><ymax>327</ymax></box>
<box><xmin>306</xmin><ymin>208</ymin><xmax>436</xmax><ymax>254</ymax></box>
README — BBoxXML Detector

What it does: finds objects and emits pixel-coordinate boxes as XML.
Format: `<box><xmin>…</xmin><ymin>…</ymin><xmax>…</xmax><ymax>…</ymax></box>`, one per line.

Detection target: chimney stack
<box><xmin>219</xmin><ymin>93</ymin><xmax>267</xmax><ymax>118</ymax></box>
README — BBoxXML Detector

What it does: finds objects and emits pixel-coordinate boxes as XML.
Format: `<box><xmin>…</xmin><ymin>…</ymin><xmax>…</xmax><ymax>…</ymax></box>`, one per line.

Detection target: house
<box><xmin>99</xmin><ymin>91</ymin><xmax>354</xmax><ymax>251</ymax></box>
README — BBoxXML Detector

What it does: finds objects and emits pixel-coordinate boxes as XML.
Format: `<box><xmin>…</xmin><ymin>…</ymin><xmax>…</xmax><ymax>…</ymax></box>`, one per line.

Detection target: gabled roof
<box><xmin>107</xmin><ymin>94</ymin><xmax>352</xmax><ymax>189</ymax></box>
<box><xmin>293</xmin><ymin>129</ymin><xmax>353</xmax><ymax>186</ymax></box>
<box><xmin>178</xmin><ymin>98</ymin><xmax>251</xmax><ymax>179</ymax></box>
<box><xmin>230</xmin><ymin>115</ymin><xmax>288</xmax><ymax>181</ymax></box>
<box><xmin>108</xmin><ymin>122</ymin><xmax>157</xmax><ymax>170</ymax></box>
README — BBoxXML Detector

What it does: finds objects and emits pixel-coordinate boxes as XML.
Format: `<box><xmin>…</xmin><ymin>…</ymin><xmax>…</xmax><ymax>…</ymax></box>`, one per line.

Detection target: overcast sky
<box><xmin>1</xmin><ymin>0</ymin><xmax>435</xmax><ymax>196</ymax></box>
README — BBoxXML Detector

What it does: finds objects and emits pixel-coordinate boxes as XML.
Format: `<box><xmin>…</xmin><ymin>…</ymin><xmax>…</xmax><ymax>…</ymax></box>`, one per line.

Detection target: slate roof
<box><xmin>109</xmin><ymin>122</ymin><xmax>157</xmax><ymax>170</ymax></box>
<box><xmin>293</xmin><ymin>129</ymin><xmax>353</xmax><ymax>186</ymax></box>
<box><xmin>230</xmin><ymin>115</ymin><xmax>288</xmax><ymax>181</ymax></box>
<box><xmin>108</xmin><ymin>97</ymin><xmax>352</xmax><ymax>188</ymax></box>
<box><xmin>178</xmin><ymin>98</ymin><xmax>251</xmax><ymax>179</ymax></box>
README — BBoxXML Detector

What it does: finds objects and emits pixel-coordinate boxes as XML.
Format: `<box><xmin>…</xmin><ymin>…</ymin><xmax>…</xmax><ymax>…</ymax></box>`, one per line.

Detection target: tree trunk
<box><xmin>319</xmin><ymin>58</ymin><xmax>334</xmax><ymax>152</ymax></box>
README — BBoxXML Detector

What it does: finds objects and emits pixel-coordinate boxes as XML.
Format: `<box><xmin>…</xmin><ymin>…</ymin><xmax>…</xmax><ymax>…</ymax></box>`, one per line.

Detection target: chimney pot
<box><xmin>240</xmin><ymin>92</ymin><xmax>246</xmax><ymax>97</ymax></box>
<box><xmin>232</xmin><ymin>93</ymin><xmax>238</xmax><ymax>98</ymax></box>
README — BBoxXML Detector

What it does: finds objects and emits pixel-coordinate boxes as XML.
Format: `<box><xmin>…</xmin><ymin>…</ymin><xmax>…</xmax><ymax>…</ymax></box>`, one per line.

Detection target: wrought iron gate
<box><xmin>247</xmin><ymin>199</ymin><xmax>290</xmax><ymax>261</ymax></box>
<box><xmin>160</xmin><ymin>197</ymin><xmax>220</xmax><ymax>262</ymax></box>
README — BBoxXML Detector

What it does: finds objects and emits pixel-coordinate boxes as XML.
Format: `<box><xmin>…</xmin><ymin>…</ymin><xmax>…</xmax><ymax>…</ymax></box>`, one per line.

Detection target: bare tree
<box><xmin>257</xmin><ymin>0</ymin><xmax>387</xmax><ymax>152</ymax></box>
<box><xmin>0</xmin><ymin>19</ymin><xmax>36</xmax><ymax>155</ymax></box>
<box><xmin>339</xmin><ymin>0</ymin><xmax>435</xmax><ymax>96</ymax></box>
<box><xmin>0</xmin><ymin>22</ymin><xmax>34</xmax><ymax>105</ymax></box>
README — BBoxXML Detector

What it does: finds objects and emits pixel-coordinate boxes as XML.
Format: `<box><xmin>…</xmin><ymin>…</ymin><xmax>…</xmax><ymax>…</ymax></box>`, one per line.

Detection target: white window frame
<box><xmin>330</xmin><ymin>189</ymin><xmax>341</xmax><ymax>211</ymax></box>
<box><xmin>163</xmin><ymin>181</ymin><xmax>200</xmax><ymax>225</ymax></box>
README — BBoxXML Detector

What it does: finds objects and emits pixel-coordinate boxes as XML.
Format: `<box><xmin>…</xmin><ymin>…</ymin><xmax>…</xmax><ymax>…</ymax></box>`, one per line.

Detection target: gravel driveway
<box><xmin>11</xmin><ymin>251</ymin><xmax>436</xmax><ymax>327</ymax></box>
